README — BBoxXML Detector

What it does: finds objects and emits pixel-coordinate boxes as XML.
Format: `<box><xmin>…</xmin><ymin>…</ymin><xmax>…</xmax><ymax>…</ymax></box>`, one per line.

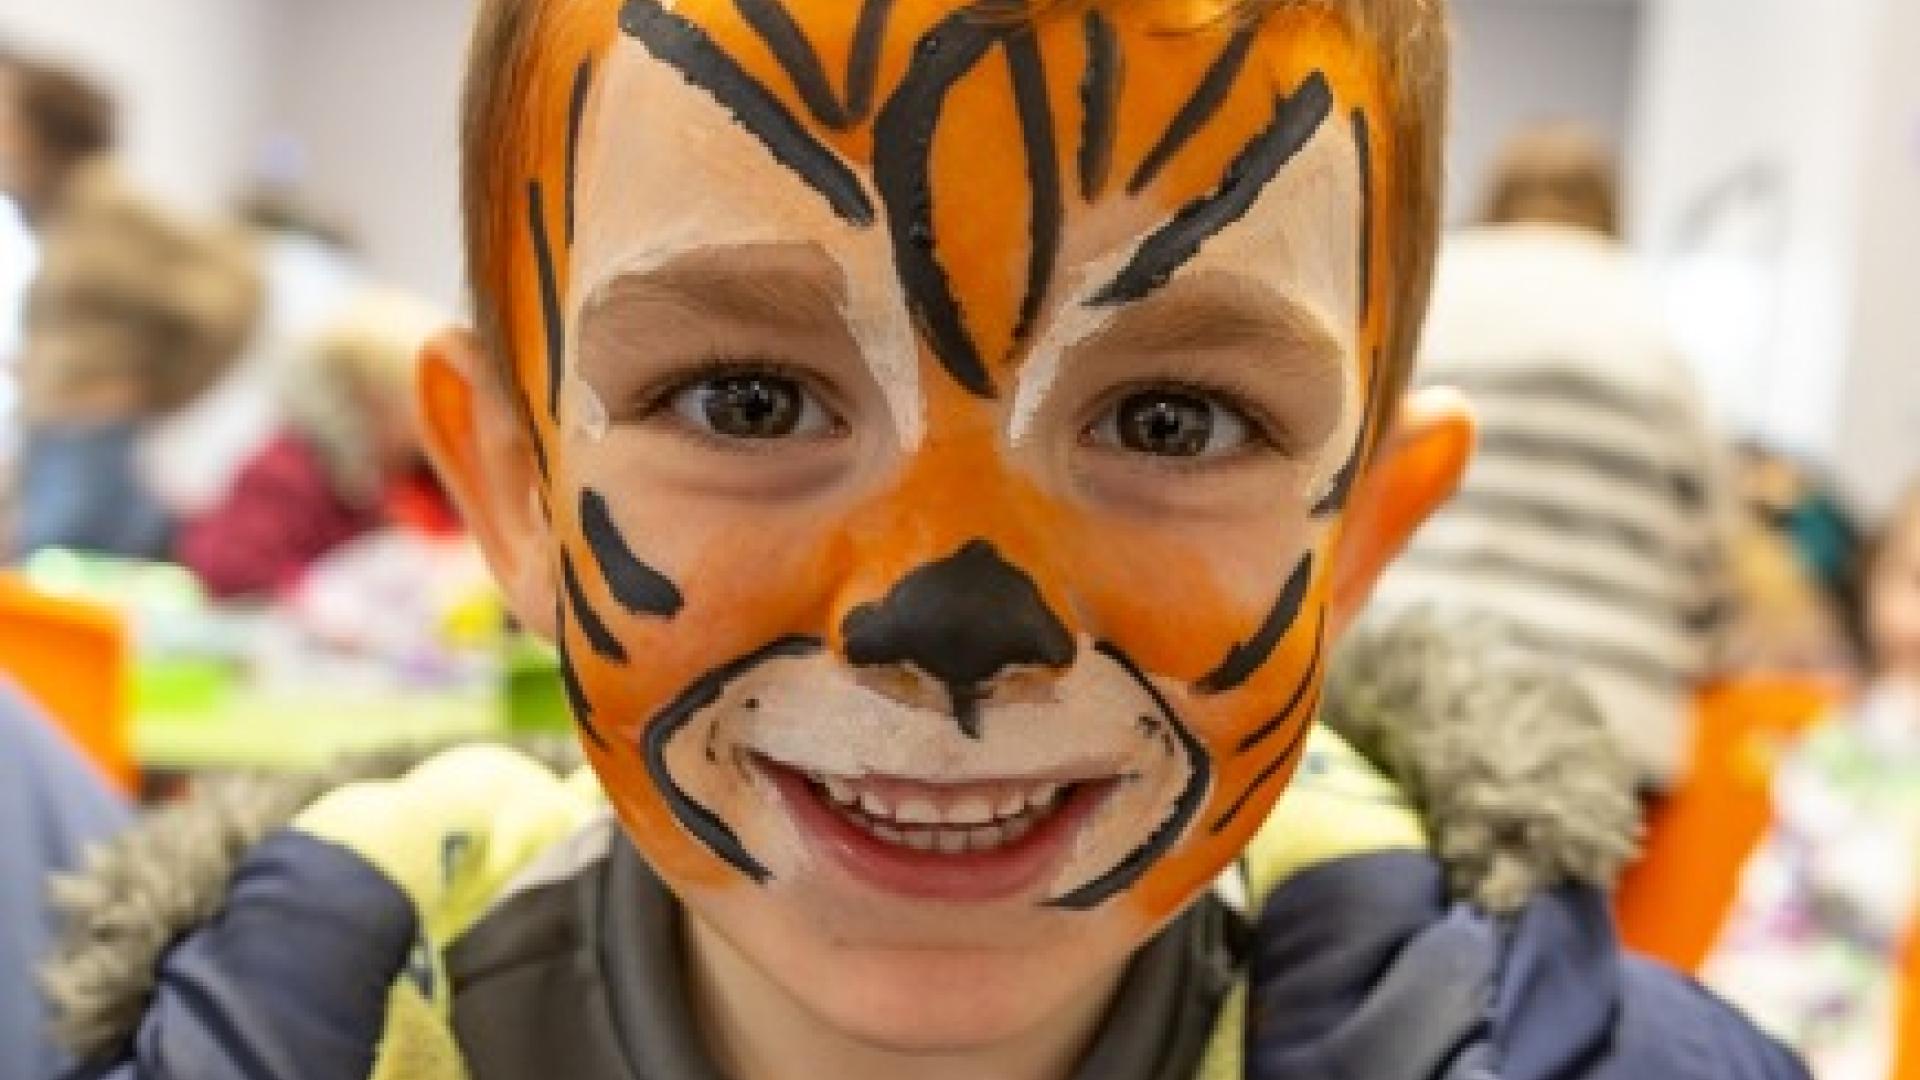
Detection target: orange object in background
<box><xmin>0</xmin><ymin>574</ymin><xmax>136</xmax><ymax>794</ymax></box>
<box><xmin>1617</xmin><ymin>677</ymin><xmax>1838</xmax><ymax>972</ymax></box>
<box><xmin>1619</xmin><ymin>677</ymin><xmax>1920</xmax><ymax>1078</ymax></box>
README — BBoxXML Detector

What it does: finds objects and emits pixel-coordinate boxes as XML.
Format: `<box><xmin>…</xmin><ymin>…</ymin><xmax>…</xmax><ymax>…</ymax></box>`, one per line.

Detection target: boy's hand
<box><xmin>289</xmin><ymin>746</ymin><xmax>602</xmax><ymax>1080</ymax></box>
<box><xmin>293</xmin><ymin>745</ymin><xmax>599</xmax><ymax>948</ymax></box>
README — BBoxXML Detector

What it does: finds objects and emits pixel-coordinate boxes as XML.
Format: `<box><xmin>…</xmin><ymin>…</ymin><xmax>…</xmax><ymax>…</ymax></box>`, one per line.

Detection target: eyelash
<box><xmin>618</xmin><ymin>361</ymin><xmax>1300</xmax><ymax>463</ymax></box>
<box><xmin>1088</xmin><ymin>378</ymin><xmax>1296</xmax><ymax>456</ymax></box>
<box><xmin>624</xmin><ymin>357</ymin><xmax>827</xmax><ymax>419</ymax></box>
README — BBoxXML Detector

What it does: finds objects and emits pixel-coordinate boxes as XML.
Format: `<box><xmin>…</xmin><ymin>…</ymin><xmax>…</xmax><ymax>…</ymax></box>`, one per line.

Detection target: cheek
<box><xmin>1055</xmin><ymin>508</ymin><xmax>1333</xmax><ymax>919</ymax></box>
<box><xmin>1057</xmin><ymin>497</ymin><xmax>1323</xmax><ymax>682</ymax></box>
<box><xmin>550</xmin><ymin>480</ymin><xmax>856</xmax><ymax>883</ymax></box>
<box><xmin>1879</xmin><ymin>584</ymin><xmax>1920</xmax><ymax>658</ymax></box>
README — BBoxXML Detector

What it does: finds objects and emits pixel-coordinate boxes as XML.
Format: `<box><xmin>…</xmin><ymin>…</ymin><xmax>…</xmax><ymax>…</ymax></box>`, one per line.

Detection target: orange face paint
<box><xmin>499</xmin><ymin>0</ymin><xmax>1394</xmax><ymax>936</ymax></box>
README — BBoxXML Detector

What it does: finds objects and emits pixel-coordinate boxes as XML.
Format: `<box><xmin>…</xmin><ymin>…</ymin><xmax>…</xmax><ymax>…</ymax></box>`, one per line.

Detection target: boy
<box><xmin>48</xmin><ymin>2</ymin><xmax>1806</xmax><ymax>1077</ymax></box>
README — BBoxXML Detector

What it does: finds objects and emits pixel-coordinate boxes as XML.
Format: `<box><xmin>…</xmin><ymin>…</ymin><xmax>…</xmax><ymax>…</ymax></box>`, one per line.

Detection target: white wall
<box><xmin>263</xmin><ymin>0</ymin><xmax>471</xmax><ymax>312</ymax></box>
<box><xmin>0</xmin><ymin>0</ymin><xmax>274</xmax><ymax>214</ymax></box>
<box><xmin>0</xmin><ymin>0</ymin><xmax>470</xmax><ymax>310</ymax></box>
<box><xmin>1447</xmin><ymin>0</ymin><xmax>1643</xmax><ymax>225</ymax></box>
<box><xmin>1631</xmin><ymin>0</ymin><xmax>1916</xmax><ymax>513</ymax></box>
<box><xmin>1832</xmin><ymin>0</ymin><xmax>1920</xmax><ymax>515</ymax></box>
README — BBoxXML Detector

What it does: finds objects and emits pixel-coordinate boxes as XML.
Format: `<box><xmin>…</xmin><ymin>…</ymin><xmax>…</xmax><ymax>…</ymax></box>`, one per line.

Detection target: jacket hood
<box><xmin>44</xmin><ymin>610</ymin><xmax>1639</xmax><ymax>1062</ymax></box>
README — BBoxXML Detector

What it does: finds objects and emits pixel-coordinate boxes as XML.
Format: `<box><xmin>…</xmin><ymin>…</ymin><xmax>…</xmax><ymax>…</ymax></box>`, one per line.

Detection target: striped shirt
<box><xmin>1375</xmin><ymin>224</ymin><xmax>1736</xmax><ymax>785</ymax></box>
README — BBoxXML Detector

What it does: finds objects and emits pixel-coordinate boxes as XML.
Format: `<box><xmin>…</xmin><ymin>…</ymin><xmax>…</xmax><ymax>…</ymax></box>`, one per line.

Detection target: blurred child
<box><xmin>0</xmin><ymin>52</ymin><xmax>262</xmax><ymax>560</ymax></box>
<box><xmin>0</xmin><ymin>677</ymin><xmax>127</xmax><ymax>1080</ymax></box>
<box><xmin>1371</xmin><ymin>122</ymin><xmax>1740</xmax><ymax>788</ymax></box>
<box><xmin>1707</xmin><ymin>483</ymin><xmax>1920</xmax><ymax>1077</ymax></box>
<box><xmin>175</xmin><ymin>289</ymin><xmax>456</xmax><ymax>601</ymax></box>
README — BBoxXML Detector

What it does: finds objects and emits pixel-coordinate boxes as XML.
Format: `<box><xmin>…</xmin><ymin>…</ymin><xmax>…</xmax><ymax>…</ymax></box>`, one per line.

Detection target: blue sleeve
<box><xmin>1241</xmin><ymin>852</ymin><xmax>1811</xmax><ymax>1080</ymax></box>
<box><xmin>64</xmin><ymin>831</ymin><xmax>419</xmax><ymax>1080</ymax></box>
<box><xmin>0</xmin><ymin>680</ymin><xmax>131</xmax><ymax>1080</ymax></box>
<box><xmin>1601</xmin><ymin>958</ymin><xmax>1811</xmax><ymax>1080</ymax></box>
<box><xmin>1493</xmin><ymin>885</ymin><xmax>1810</xmax><ymax>1080</ymax></box>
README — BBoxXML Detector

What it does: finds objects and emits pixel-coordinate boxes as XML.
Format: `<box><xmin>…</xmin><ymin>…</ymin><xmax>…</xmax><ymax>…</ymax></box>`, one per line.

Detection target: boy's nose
<box><xmin>841</xmin><ymin>539</ymin><xmax>1077</xmax><ymax>738</ymax></box>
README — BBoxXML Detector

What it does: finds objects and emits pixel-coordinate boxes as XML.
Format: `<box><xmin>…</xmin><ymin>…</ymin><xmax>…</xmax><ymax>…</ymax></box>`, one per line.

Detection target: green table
<box><xmin>132</xmin><ymin>637</ymin><xmax>571</xmax><ymax>774</ymax></box>
<box><xmin>134</xmin><ymin>688</ymin><xmax>507</xmax><ymax>773</ymax></box>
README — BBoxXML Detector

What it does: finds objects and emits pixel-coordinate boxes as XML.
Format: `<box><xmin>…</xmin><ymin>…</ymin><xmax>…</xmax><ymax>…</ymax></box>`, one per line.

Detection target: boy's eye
<box><xmin>671</xmin><ymin>373</ymin><xmax>837</xmax><ymax>440</ymax></box>
<box><xmin>1090</xmin><ymin>390</ymin><xmax>1254</xmax><ymax>460</ymax></box>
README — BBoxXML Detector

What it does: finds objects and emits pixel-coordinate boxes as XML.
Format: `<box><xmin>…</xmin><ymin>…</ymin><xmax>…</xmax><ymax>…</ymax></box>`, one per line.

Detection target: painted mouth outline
<box><xmin>639</xmin><ymin>636</ymin><xmax>1213</xmax><ymax>908</ymax></box>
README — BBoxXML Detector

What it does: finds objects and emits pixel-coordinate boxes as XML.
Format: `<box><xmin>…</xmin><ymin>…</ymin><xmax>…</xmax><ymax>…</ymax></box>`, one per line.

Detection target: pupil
<box><xmin>1121</xmin><ymin>393</ymin><xmax>1212</xmax><ymax>457</ymax></box>
<box><xmin>704</xmin><ymin>376</ymin><xmax>800</xmax><ymax>438</ymax></box>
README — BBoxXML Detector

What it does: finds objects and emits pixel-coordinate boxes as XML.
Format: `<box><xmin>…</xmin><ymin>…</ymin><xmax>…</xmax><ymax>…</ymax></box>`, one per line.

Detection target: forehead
<box><xmin>539</xmin><ymin>0</ymin><xmax>1388</xmax><ymax>423</ymax></box>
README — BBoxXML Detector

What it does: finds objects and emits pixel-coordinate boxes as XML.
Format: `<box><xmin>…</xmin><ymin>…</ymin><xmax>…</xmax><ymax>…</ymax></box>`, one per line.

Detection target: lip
<box><xmin>761</xmin><ymin>757</ymin><xmax>1117</xmax><ymax>903</ymax></box>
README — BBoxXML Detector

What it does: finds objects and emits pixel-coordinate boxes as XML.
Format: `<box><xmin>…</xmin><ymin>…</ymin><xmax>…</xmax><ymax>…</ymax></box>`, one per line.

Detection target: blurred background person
<box><xmin>175</xmin><ymin>288</ymin><xmax>455</xmax><ymax>601</ymax></box>
<box><xmin>0</xmin><ymin>50</ymin><xmax>260</xmax><ymax>561</ymax></box>
<box><xmin>1725</xmin><ymin>442</ymin><xmax>1870</xmax><ymax>678</ymax></box>
<box><xmin>136</xmin><ymin>183</ymin><xmax>370</xmax><ymax>531</ymax></box>
<box><xmin>1704</xmin><ymin>483</ymin><xmax>1920</xmax><ymax>1078</ymax></box>
<box><xmin>0</xmin><ymin>675</ymin><xmax>128</xmax><ymax>1080</ymax></box>
<box><xmin>1373</xmin><ymin>122</ymin><xmax>1739</xmax><ymax>789</ymax></box>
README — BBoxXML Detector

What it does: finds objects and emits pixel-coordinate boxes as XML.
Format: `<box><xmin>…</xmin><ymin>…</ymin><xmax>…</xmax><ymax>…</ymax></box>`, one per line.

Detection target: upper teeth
<box><xmin>815</xmin><ymin>773</ymin><xmax>1064</xmax><ymax>829</ymax></box>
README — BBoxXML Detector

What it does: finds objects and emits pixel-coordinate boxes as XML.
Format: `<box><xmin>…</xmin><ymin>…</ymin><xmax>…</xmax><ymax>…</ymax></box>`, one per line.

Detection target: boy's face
<box><xmin>438</xmin><ymin>0</ymin><xmax>1453</xmax><ymax>1051</ymax></box>
<box><xmin>1872</xmin><ymin>509</ymin><xmax>1920</xmax><ymax>682</ymax></box>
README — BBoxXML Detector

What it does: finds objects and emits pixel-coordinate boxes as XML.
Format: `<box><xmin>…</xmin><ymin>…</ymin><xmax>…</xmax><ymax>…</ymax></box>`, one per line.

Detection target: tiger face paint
<box><xmin>511</xmin><ymin>0</ymin><xmax>1391</xmax><ymax>991</ymax></box>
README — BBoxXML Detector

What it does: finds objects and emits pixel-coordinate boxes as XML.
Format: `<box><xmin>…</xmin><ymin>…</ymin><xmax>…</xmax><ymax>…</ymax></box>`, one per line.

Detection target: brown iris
<box><xmin>1116</xmin><ymin>392</ymin><xmax>1215</xmax><ymax>457</ymax></box>
<box><xmin>700</xmin><ymin>375</ymin><xmax>804</xmax><ymax>439</ymax></box>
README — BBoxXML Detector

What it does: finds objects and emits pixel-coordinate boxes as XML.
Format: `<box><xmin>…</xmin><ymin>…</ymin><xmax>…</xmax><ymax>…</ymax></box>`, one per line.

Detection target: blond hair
<box><xmin>284</xmin><ymin>289</ymin><xmax>445</xmax><ymax>502</ymax></box>
<box><xmin>461</xmin><ymin>0</ymin><xmax>1450</xmax><ymax>416</ymax></box>
<box><xmin>1482</xmin><ymin>121</ymin><xmax>1618</xmax><ymax>238</ymax></box>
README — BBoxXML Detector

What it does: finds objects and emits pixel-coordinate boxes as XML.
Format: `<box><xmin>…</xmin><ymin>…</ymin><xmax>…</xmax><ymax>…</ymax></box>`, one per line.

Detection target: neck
<box><xmin>683</xmin><ymin>915</ymin><xmax>1122</xmax><ymax>1080</ymax></box>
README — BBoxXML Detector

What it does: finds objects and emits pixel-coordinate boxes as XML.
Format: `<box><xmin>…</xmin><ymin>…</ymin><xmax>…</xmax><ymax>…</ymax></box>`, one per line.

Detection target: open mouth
<box><xmin>758</xmin><ymin>756</ymin><xmax>1121</xmax><ymax>902</ymax></box>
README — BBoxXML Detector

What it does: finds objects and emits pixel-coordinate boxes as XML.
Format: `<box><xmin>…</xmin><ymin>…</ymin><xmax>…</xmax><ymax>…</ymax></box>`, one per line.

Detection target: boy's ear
<box><xmin>418</xmin><ymin>329</ymin><xmax>559</xmax><ymax>638</ymax></box>
<box><xmin>1326</xmin><ymin>387</ymin><xmax>1476</xmax><ymax>639</ymax></box>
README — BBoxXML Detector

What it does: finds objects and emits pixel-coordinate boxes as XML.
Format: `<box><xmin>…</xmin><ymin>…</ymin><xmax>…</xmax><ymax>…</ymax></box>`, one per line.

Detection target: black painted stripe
<box><xmin>562</xmin><ymin>550</ymin><xmax>629</xmax><ymax>663</ymax></box>
<box><xmin>1127</xmin><ymin>24</ymin><xmax>1257</xmax><ymax>195</ymax></box>
<box><xmin>1197</xmin><ymin>554</ymin><xmax>1315</xmax><ymax>695</ymax></box>
<box><xmin>528</xmin><ymin>181</ymin><xmax>566</xmax><ymax>422</ymax></box>
<box><xmin>872</xmin><ymin>8</ymin><xmax>1004</xmax><ymax>398</ymax></box>
<box><xmin>645</xmin><ymin>636</ymin><xmax>825</xmax><ymax>884</ymax></box>
<box><xmin>1004</xmin><ymin>31</ymin><xmax>1062</xmax><ymax>345</ymax></box>
<box><xmin>843</xmin><ymin>0</ymin><xmax>896</xmax><ymax>123</ymax></box>
<box><xmin>1233</xmin><ymin>610</ymin><xmax>1324</xmax><ymax>754</ymax></box>
<box><xmin>620</xmin><ymin>0</ymin><xmax>875</xmax><ymax>226</ymax></box>
<box><xmin>1312</xmin><ymin>348</ymin><xmax>1382</xmax><ymax>517</ymax></box>
<box><xmin>1477</xmin><ymin>428</ymin><xmax>1706</xmax><ymax>509</ymax></box>
<box><xmin>1077</xmin><ymin>10</ymin><xmax>1121</xmax><ymax>202</ymax></box>
<box><xmin>1351</xmin><ymin>107</ymin><xmax>1373</xmax><ymax>323</ymax></box>
<box><xmin>1211</xmin><ymin>685</ymin><xmax>1318</xmax><ymax>834</ymax></box>
<box><xmin>566</xmin><ymin>58</ymin><xmax>594</xmax><ymax>246</ymax></box>
<box><xmin>580</xmin><ymin>488</ymin><xmax>687</xmax><ymax>618</ymax></box>
<box><xmin>733</xmin><ymin>0</ymin><xmax>850</xmax><ymax>128</ymax></box>
<box><xmin>1050</xmin><ymin>643</ymin><xmax>1213</xmax><ymax>910</ymax></box>
<box><xmin>1093</xmin><ymin>70</ymin><xmax>1333</xmax><ymax>307</ymax></box>
<box><xmin>556</xmin><ymin>599</ymin><xmax>608</xmax><ymax>749</ymax></box>
<box><xmin>525</xmin><ymin>413</ymin><xmax>551</xmax><ymax>481</ymax></box>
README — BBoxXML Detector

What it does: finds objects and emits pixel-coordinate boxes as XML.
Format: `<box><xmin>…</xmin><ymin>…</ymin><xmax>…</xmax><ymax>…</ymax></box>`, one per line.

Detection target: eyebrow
<box><xmin>1077</xmin><ymin>273</ymin><xmax>1347</xmax><ymax>376</ymax></box>
<box><xmin>576</xmin><ymin>246</ymin><xmax>850</xmax><ymax>348</ymax></box>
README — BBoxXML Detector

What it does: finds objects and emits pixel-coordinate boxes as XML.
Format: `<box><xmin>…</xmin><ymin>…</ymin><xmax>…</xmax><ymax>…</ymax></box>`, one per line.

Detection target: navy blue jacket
<box><xmin>64</xmin><ymin>831</ymin><xmax>1807</xmax><ymax>1080</ymax></box>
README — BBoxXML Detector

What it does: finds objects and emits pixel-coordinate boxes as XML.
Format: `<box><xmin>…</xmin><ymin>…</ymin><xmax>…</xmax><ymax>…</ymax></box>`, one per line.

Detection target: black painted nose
<box><xmin>842</xmin><ymin>539</ymin><xmax>1077</xmax><ymax>737</ymax></box>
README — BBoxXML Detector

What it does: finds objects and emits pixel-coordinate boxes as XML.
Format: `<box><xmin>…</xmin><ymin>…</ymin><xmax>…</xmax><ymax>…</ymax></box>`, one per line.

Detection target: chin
<box><xmin>694</xmin><ymin>891</ymin><xmax>1137</xmax><ymax>1057</ymax></box>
